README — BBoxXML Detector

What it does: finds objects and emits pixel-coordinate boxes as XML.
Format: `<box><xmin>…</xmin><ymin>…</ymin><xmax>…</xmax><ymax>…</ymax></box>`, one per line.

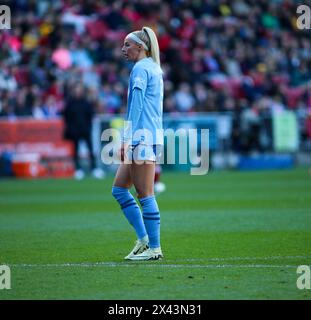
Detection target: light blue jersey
<box><xmin>124</xmin><ymin>57</ymin><xmax>164</xmax><ymax>146</ymax></box>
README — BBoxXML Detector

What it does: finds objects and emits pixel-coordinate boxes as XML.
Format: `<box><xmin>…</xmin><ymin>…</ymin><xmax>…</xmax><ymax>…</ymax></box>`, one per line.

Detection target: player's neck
<box><xmin>136</xmin><ymin>51</ymin><xmax>147</xmax><ymax>62</ymax></box>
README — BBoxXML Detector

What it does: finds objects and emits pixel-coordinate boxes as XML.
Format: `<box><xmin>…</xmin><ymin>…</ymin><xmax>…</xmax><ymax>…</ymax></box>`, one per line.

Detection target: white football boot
<box><xmin>124</xmin><ymin>237</ymin><xmax>149</xmax><ymax>260</ymax></box>
<box><xmin>127</xmin><ymin>247</ymin><xmax>163</xmax><ymax>261</ymax></box>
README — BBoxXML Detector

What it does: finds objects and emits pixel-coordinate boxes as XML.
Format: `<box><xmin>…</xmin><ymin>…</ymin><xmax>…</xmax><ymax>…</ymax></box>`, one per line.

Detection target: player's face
<box><xmin>122</xmin><ymin>38</ymin><xmax>141</xmax><ymax>62</ymax></box>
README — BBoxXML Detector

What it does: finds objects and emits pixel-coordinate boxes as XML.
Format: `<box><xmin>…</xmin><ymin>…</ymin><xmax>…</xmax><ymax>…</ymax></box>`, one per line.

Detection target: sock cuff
<box><xmin>112</xmin><ymin>186</ymin><xmax>129</xmax><ymax>193</ymax></box>
<box><xmin>138</xmin><ymin>195</ymin><xmax>155</xmax><ymax>204</ymax></box>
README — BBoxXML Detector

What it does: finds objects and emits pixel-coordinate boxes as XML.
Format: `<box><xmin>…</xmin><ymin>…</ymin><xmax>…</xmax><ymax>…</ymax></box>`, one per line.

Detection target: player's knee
<box><xmin>136</xmin><ymin>187</ymin><xmax>153</xmax><ymax>199</ymax></box>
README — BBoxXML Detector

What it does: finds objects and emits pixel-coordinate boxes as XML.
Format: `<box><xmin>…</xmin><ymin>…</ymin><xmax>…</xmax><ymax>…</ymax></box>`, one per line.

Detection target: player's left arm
<box><xmin>123</xmin><ymin>67</ymin><xmax>148</xmax><ymax>145</ymax></box>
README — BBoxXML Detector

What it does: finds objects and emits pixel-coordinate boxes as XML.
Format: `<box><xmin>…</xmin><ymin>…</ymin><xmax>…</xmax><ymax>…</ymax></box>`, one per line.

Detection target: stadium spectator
<box><xmin>174</xmin><ymin>82</ymin><xmax>196</xmax><ymax>112</ymax></box>
<box><xmin>62</xmin><ymin>83</ymin><xmax>104</xmax><ymax>180</ymax></box>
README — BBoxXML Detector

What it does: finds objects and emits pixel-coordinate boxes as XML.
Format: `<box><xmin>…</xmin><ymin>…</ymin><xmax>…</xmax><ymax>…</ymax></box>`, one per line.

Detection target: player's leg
<box><xmin>112</xmin><ymin>162</ymin><xmax>132</xmax><ymax>188</ymax></box>
<box><xmin>112</xmin><ymin>164</ymin><xmax>148</xmax><ymax>259</ymax></box>
<box><xmin>154</xmin><ymin>164</ymin><xmax>160</xmax><ymax>184</ymax></box>
<box><xmin>130</xmin><ymin>154</ymin><xmax>163</xmax><ymax>260</ymax></box>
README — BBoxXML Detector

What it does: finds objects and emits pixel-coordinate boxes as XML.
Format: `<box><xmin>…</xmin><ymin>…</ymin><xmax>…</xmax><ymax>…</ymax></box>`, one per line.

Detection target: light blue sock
<box><xmin>139</xmin><ymin>195</ymin><xmax>160</xmax><ymax>249</ymax></box>
<box><xmin>112</xmin><ymin>186</ymin><xmax>147</xmax><ymax>240</ymax></box>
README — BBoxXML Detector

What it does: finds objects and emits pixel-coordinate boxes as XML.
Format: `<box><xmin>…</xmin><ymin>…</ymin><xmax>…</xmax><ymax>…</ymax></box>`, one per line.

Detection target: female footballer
<box><xmin>112</xmin><ymin>27</ymin><xmax>164</xmax><ymax>260</ymax></box>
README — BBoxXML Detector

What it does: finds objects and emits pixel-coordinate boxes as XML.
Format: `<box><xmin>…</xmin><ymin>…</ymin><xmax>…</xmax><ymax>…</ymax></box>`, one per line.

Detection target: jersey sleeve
<box><xmin>123</xmin><ymin>87</ymin><xmax>144</xmax><ymax>144</ymax></box>
<box><xmin>131</xmin><ymin>67</ymin><xmax>148</xmax><ymax>93</ymax></box>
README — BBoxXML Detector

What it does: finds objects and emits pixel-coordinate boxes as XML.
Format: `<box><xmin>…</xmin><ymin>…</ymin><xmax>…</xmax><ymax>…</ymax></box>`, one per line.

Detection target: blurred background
<box><xmin>0</xmin><ymin>0</ymin><xmax>311</xmax><ymax>179</ymax></box>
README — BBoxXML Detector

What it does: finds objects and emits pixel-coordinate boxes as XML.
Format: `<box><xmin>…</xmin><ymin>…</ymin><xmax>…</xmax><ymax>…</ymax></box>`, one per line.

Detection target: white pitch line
<box><xmin>4</xmin><ymin>263</ymin><xmax>301</xmax><ymax>269</ymax></box>
<box><xmin>4</xmin><ymin>255</ymin><xmax>309</xmax><ymax>269</ymax></box>
<box><xmin>7</xmin><ymin>263</ymin><xmax>298</xmax><ymax>269</ymax></box>
<box><xmin>165</xmin><ymin>255</ymin><xmax>311</xmax><ymax>263</ymax></box>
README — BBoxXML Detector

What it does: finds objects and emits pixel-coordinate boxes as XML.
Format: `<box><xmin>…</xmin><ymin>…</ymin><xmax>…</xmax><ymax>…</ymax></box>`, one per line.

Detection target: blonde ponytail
<box><xmin>142</xmin><ymin>27</ymin><xmax>161</xmax><ymax>66</ymax></box>
<box><xmin>131</xmin><ymin>26</ymin><xmax>161</xmax><ymax>66</ymax></box>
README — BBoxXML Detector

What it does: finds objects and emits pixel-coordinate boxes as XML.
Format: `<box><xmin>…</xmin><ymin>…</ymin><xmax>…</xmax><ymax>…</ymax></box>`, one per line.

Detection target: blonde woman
<box><xmin>112</xmin><ymin>27</ymin><xmax>164</xmax><ymax>260</ymax></box>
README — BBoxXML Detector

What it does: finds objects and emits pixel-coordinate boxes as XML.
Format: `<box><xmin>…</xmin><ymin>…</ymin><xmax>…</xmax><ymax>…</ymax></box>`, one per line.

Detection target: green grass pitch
<box><xmin>0</xmin><ymin>168</ymin><xmax>310</xmax><ymax>300</ymax></box>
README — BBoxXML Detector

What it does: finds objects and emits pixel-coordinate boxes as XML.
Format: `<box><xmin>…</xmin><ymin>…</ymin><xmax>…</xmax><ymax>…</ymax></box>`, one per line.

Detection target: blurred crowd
<box><xmin>0</xmin><ymin>0</ymin><xmax>311</xmax><ymax>150</ymax></box>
